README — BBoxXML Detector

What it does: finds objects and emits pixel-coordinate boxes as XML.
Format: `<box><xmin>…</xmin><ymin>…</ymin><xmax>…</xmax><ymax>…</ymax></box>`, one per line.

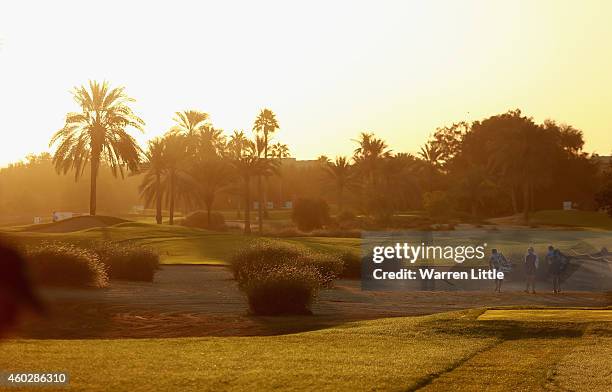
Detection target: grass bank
<box><xmin>2</xmin><ymin>308</ymin><xmax>611</xmax><ymax>391</ymax></box>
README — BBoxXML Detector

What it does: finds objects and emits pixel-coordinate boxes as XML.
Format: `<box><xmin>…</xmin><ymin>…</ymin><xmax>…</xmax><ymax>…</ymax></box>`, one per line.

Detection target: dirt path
<box><xmin>14</xmin><ymin>265</ymin><xmax>612</xmax><ymax>339</ymax></box>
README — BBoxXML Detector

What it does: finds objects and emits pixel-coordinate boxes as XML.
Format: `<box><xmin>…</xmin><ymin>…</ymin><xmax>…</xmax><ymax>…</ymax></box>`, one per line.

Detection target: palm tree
<box><xmin>353</xmin><ymin>132</ymin><xmax>390</xmax><ymax>187</ymax></box>
<box><xmin>324</xmin><ymin>156</ymin><xmax>353</xmax><ymax>213</ymax></box>
<box><xmin>190</xmin><ymin>157</ymin><xmax>232</xmax><ymax>225</ymax></box>
<box><xmin>418</xmin><ymin>143</ymin><xmax>442</xmax><ymax>192</ymax></box>
<box><xmin>270</xmin><ymin>142</ymin><xmax>290</xmax><ymax>159</ymax></box>
<box><xmin>171</xmin><ymin>110</ymin><xmax>210</xmax><ymax>155</ymax></box>
<box><xmin>195</xmin><ymin>124</ymin><xmax>227</xmax><ymax>156</ymax></box>
<box><xmin>163</xmin><ymin>133</ymin><xmax>189</xmax><ymax>224</ymax></box>
<box><xmin>49</xmin><ymin>80</ymin><xmax>144</xmax><ymax>216</ymax></box>
<box><xmin>139</xmin><ymin>138</ymin><xmax>166</xmax><ymax>224</ymax></box>
<box><xmin>253</xmin><ymin>109</ymin><xmax>280</xmax><ymax>220</ymax></box>
<box><xmin>228</xmin><ymin>133</ymin><xmax>258</xmax><ymax>234</ymax></box>
<box><xmin>270</xmin><ymin>142</ymin><xmax>290</xmax><ymax>206</ymax></box>
<box><xmin>253</xmin><ymin>109</ymin><xmax>280</xmax><ymax>158</ymax></box>
<box><xmin>171</xmin><ymin>110</ymin><xmax>209</xmax><ymax>138</ymax></box>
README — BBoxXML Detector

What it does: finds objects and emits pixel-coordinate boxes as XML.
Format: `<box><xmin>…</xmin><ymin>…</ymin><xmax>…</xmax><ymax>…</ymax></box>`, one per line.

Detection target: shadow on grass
<box><xmin>12</xmin><ymin>301</ymin><xmax>360</xmax><ymax>340</ymax></box>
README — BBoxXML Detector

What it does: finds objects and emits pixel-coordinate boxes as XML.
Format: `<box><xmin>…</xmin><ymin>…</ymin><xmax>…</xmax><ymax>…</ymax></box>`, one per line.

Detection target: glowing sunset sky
<box><xmin>0</xmin><ymin>0</ymin><xmax>611</xmax><ymax>166</ymax></box>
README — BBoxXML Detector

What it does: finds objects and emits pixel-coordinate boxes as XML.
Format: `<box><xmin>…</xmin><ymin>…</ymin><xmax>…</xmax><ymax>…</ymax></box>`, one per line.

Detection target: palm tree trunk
<box><xmin>244</xmin><ymin>176</ymin><xmax>251</xmax><ymax>234</ymax></box>
<box><xmin>257</xmin><ymin>175</ymin><xmax>263</xmax><ymax>233</ymax></box>
<box><xmin>155</xmin><ymin>172</ymin><xmax>162</xmax><ymax>224</ymax></box>
<box><xmin>169</xmin><ymin>171</ymin><xmax>175</xmax><ymax>225</ymax></box>
<box><xmin>263</xmin><ymin>142</ymin><xmax>269</xmax><ymax>219</ymax></box>
<box><xmin>338</xmin><ymin>185</ymin><xmax>344</xmax><ymax>213</ymax></box>
<box><xmin>89</xmin><ymin>157</ymin><xmax>99</xmax><ymax>216</ymax></box>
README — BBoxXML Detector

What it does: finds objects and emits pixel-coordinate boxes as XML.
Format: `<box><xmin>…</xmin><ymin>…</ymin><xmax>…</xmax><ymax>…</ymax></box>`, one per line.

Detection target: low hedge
<box><xmin>231</xmin><ymin>240</ymin><xmax>342</xmax><ymax>315</ymax></box>
<box><xmin>26</xmin><ymin>243</ymin><xmax>108</xmax><ymax>288</ymax></box>
<box><xmin>92</xmin><ymin>241</ymin><xmax>160</xmax><ymax>282</ymax></box>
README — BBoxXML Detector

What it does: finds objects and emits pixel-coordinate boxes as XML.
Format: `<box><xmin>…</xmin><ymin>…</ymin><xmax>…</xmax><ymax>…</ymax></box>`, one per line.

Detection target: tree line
<box><xmin>1</xmin><ymin>81</ymin><xmax>608</xmax><ymax>230</ymax></box>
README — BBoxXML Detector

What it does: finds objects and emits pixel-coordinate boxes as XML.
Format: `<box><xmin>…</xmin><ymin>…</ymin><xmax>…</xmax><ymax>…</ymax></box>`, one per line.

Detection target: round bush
<box><xmin>242</xmin><ymin>264</ymin><xmax>322</xmax><ymax>315</ymax></box>
<box><xmin>292</xmin><ymin>198</ymin><xmax>330</xmax><ymax>232</ymax></box>
<box><xmin>182</xmin><ymin>211</ymin><xmax>226</xmax><ymax>230</ymax></box>
<box><xmin>231</xmin><ymin>240</ymin><xmax>342</xmax><ymax>315</ymax></box>
<box><xmin>93</xmin><ymin>242</ymin><xmax>160</xmax><ymax>282</ymax></box>
<box><xmin>26</xmin><ymin>243</ymin><xmax>108</xmax><ymax>288</ymax></box>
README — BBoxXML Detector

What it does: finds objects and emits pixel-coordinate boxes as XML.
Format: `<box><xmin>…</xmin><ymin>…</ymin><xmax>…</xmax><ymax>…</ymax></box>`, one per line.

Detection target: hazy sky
<box><xmin>0</xmin><ymin>0</ymin><xmax>611</xmax><ymax>166</ymax></box>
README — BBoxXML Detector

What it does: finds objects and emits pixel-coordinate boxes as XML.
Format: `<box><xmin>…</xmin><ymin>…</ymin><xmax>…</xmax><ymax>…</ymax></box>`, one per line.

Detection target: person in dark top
<box><xmin>549</xmin><ymin>248</ymin><xmax>564</xmax><ymax>294</ymax></box>
<box><xmin>0</xmin><ymin>241</ymin><xmax>42</xmax><ymax>337</ymax></box>
<box><xmin>524</xmin><ymin>246</ymin><xmax>539</xmax><ymax>294</ymax></box>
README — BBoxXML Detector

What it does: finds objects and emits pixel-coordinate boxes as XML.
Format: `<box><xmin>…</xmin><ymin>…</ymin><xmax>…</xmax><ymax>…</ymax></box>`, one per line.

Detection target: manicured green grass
<box><xmin>478</xmin><ymin>309</ymin><xmax>612</xmax><ymax>322</ymax></box>
<box><xmin>551</xmin><ymin>336</ymin><xmax>612</xmax><ymax>392</ymax></box>
<box><xmin>3</xmin><ymin>222</ymin><xmax>359</xmax><ymax>265</ymax></box>
<box><xmin>2</xmin><ymin>309</ymin><xmax>611</xmax><ymax>391</ymax></box>
<box><xmin>219</xmin><ymin>209</ymin><xmax>293</xmax><ymax>222</ymax></box>
<box><xmin>1</xmin><ymin>311</ymin><xmax>496</xmax><ymax>391</ymax></box>
<box><xmin>530</xmin><ymin>210</ymin><xmax>612</xmax><ymax>230</ymax></box>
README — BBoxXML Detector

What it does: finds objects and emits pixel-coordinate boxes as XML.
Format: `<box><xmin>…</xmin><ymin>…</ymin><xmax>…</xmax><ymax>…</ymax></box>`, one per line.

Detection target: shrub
<box><xmin>26</xmin><ymin>243</ymin><xmax>108</xmax><ymax>288</ymax></box>
<box><xmin>182</xmin><ymin>211</ymin><xmax>226</xmax><ymax>230</ymax></box>
<box><xmin>93</xmin><ymin>242</ymin><xmax>160</xmax><ymax>282</ymax></box>
<box><xmin>231</xmin><ymin>240</ymin><xmax>342</xmax><ymax>315</ymax></box>
<box><xmin>292</xmin><ymin>198</ymin><xmax>330</xmax><ymax>232</ymax></box>
<box><xmin>242</xmin><ymin>264</ymin><xmax>323</xmax><ymax>315</ymax></box>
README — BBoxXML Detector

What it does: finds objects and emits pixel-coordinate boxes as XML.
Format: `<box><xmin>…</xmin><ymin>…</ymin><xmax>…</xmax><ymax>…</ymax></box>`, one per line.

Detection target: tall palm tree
<box><xmin>163</xmin><ymin>133</ymin><xmax>190</xmax><ymax>224</ymax></box>
<box><xmin>253</xmin><ymin>109</ymin><xmax>280</xmax><ymax>159</ymax></box>
<box><xmin>171</xmin><ymin>110</ymin><xmax>209</xmax><ymax>138</ymax></box>
<box><xmin>139</xmin><ymin>138</ymin><xmax>166</xmax><ymax>224</ymax></box>
<box><xmin>324</xmin><ymin>156</ymin><xmax>353</xmax><ymax>213</ymax></box>
<box><xmin>353</xmin><ymin>132</ymin><xmax>390</xmax><ymax>187</ymax></box>
<box><xmin>352</xmin><ymin>132</ymin><xmax>390</xmax><ymax>216</ymax></box>
<box><xmin>138</xmin><ymin>133</ymin><xmax>192</xmax><ymax>225</ymax></box>
<box><xmin>418</xmin><ymin>143</ymin><xmax>442</xmax><ymax>192</ymax></box>
<box><xmin>171</xmin><ymin>110</ymin><xmax>210</xmax><ymax>155</ymax></box>
<box><xmin>253</xmin><ymin>109</ymin><xmax>280</xmax><ymax>220</ymax></box>
<box><xmin>195</xmin><ymin>124</ymin><xmax>227</xmax><ymax>156</ymax></box>
<box><xmin>270</xmin><ymin>142</ymin><xmax>290</xmax><ymax>206</ymax></box>
<box><xmin>49</xmin><ymin>80</ymin><xmax>144</xmax><ymax>216</ymax></box>
<box><xmin>190</xmin><ymin>157</ymin><xmax>232</xmax><ymax>225</ymax></box>
<box><xmin>228</xmin><ymin>133</ymin><xmax>259</xmax><ymax>234</ymax></box>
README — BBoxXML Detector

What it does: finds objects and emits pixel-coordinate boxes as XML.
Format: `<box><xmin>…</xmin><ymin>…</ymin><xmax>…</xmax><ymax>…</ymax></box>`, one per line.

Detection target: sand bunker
<box><xmin>27</xmin><ymin>215</ymin><xmax>128</xmax><ymax>233</ymax></box>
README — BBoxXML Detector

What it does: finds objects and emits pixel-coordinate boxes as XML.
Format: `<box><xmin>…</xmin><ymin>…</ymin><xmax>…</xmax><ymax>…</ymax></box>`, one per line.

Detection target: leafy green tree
<box><xmin>49</xmin><ymin>81</ymin><xmax>144</xmax><ymax>216</ymax></box>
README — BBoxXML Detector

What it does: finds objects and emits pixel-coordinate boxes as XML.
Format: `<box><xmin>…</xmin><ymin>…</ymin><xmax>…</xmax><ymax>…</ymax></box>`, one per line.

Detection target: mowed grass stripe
<box><xmin>549</xmin><ymin>335</ymin><xmax>612</xmax><ymax>392</ymax></box>
<box><xmin>478</xmin><ymin>309</ymin><xmax>612</xmax><ymax>322</ymax></box>
<box><xmin>417</xmin><ymin>338</ymin><xmax>577</xmax><ymax>392</ymax></box>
